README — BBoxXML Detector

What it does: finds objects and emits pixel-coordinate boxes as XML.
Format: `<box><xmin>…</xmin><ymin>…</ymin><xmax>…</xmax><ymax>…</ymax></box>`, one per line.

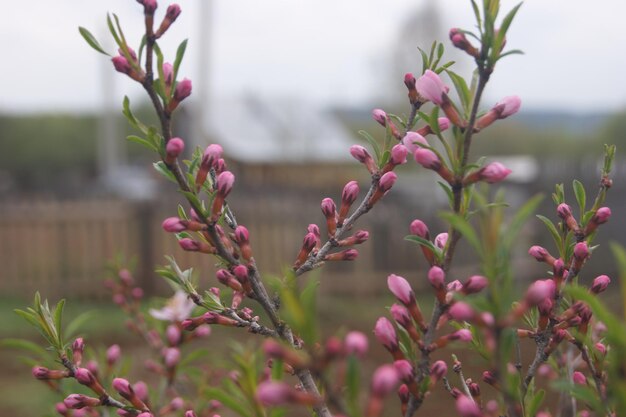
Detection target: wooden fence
<box><xmin>0</xmin><ymin>193</ymin><xmax>428</xmax><ymax>300</ymax></box>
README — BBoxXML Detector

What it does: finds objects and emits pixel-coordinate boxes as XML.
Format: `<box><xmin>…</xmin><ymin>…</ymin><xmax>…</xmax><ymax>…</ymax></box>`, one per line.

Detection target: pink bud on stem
<box><xmin>256</xmin><ymin>381</ymin><xmax>319</xmax><ymax>406</ymax></box>
<box><xmin>449</xmin><ymin>28</ymin><xmax>479</xmax><ymax>57</ymax></box>
<box><xmin>367</xmin><ymin>172</ymin><xmax>397</xmax><ymax>207</ymax></box>
<box><xmin>106</xmin><ymin>344</ymin><xmax>121</xmax><ymax>366</ymax></box>
<box><xmin>293</xmin><ymin>232</ymin><xmax>317</xmax><ymax>269</ymax></box>
<box><xmin>350</xmin><ymin>145</ymin><xmax>377</xmax><ymax>174</ymax></box>
<box><xmin>211</xmin><ymin>171</ymin><xmax>235</xmax><ymax>219</ymax></box>
<box><xmin>321</xmin><ymin>198</ymin><xmax>337</xmax><ymax>237</ymax></box>
<box><xmin>234</xmin><ymin>225</ymin><xmax>253</xmax><ymax>261</ymax></box>
<box><xmin>324</xmin><ymin>249</ymin><xmax>358</xmax><ymax>261</ymax></box>
<box><xmin>178</xmin><ymin>238</ymin><xmax>216</xmax><ymax>254</ymax></box>
<box><xmin>414</xmin><ymin>149</ymin><xmax>455</xmax><ymax>183</ymax></box>
<box><xmin>345</xmin><ymin>331</ymin><xmax>369</xmax><ymax>357</ymax></box>
<box><xmin>156</xmin><ymin>4</ymin><xmax>182</xmax><ymax>37</ymax></box>
<box><xmin>216</xmin><ymin>269</ymin><xmax>243</xmax><ymax>292</ymax></box>
<box><xmin>428</xmin><ymin>266</ymin><xmax>447</xmax><ymax>303</ymax></box>
<box><xmin>165</xmin><ymin>137</ymin><xmax>185</xmax><ymax>165</ymax></box>
<box><xmin>382</xmin><ymin>144</ymin><xmax>408</xmax><ymax>173</ymax></box>
<box><xmin>404</xmin><ymin>73</ymin><xmax>419</xmax><ymax>105</ymax></box>
<box><xmin>337</xmin><ymin>230</ymin><xmax>369</xmax><ymax>246</ymax></box>
<box><xmin>455</xmin><ymin>394</ymin><xmax>482</xmax><ymax>417</ymax></box>
<box><xmin>528</xmin><ymin>245</ymin><xmax>556</xmax><ymax>266</ymax></box>
<box><xmin>72</xmin><ymin>338</ymin><xmax>85</xmax><ymax>366</ymax></box>
<box><xmin>195</xmin><ymin>144</ymin><xmax>223</xmax><ymax>191</ymax></box>
<box><xmin>63</xmin><ymin>394</ymin><xmax>101</xmax><ymax>409</ymax></box>
<box><xmin>113</xmin><ymin>378</ymin><xmax>149</xmax><ymax>410</ymax></box>
<box><xmin>591</xmin><ymin>275</ymin><xmax>611</xmax><ymax>294</ymax></box>
<box><xmin>557</xmin><ymin>203</ymin><xmax>580</xmax><ymax>233</ymax></box>
<box><xmin>32</xmin><ymin>366</ymin><xmax>70</xmax><ymax>380</ymax></box>
<box><xmin>476</xmin><ymin>96</ymin><xmax>522</xmax><ymax>130</ymax></box>
<box><xmin>585</xmin><ymin>206</ymin><xmax>611</xmax><ymax>235</ymax></box>
<box><xmin>74</xmin><ymin>368</ymin><xmax>106</xmax><ymax>396</ymax></box>
<box><xmin>367</xmin><ymin>365</ymin><xmax>399</xmax><ymax>417</ymax></box>
<box><xmin>390</xmin><ymin>304</ymin><xmax>421</xmax><ymax>342</ymax></box>
<box><xmin>402</xmin><ymin>132</ymin><xmax>428</xmax><ymax>153</ymax></box>
<box><xmin>338</xmin><ymin>181</ymin><xmax>360</xmax><ymax>226</ymax></box>
<box><xmin>374</xmin><ymin>317</ymin><xmax>403</xmax><ymax>360</ymax></box>
<box><xmin>167</xmin><ymin>78</ymin><xmax>192</xmax><ymax>113</ymax></box>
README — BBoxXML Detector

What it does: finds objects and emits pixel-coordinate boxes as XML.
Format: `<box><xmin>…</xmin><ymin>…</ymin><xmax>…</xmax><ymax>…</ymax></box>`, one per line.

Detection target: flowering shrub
<box><xmin>12</xmin><ymin>1</ymin><xmax>626</xmax><ymax>416</ymax></box>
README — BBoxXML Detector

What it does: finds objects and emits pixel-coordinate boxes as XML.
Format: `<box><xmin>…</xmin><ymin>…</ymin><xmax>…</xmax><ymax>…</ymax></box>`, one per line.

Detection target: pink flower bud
<box><xmin>494</xmin><ymin>96</ymin><xmax>521</xmax><ymax>119</ymax></box>
<box><xmin>378</xmin><ymin>172</ymin><xmax>397</xmax><ymax>192</ymax></box>
<box><xmin>345</xmin><ymin>331</ymin><xmax>369</xmax><ymax>357</ymax></box>
<box><xmin>140</xmin><ymin>0</ymin><xmax>158</xmax><ymax>14</ymax></box>
<box><xmin>256</xmin><ymin>381</ymin><xmax>293</xmax><ymax>405</ymax></box>
<box><xmin>430</xmin><ymin>360</ymin><xmax>448</xmax><ymax>380</ymax></box>
<box><xmin>178</xmin><ymin>238</ymin><xmax>201</xmax><ymax>252</ymax></box>
<box><xmin>591</xmin><ymin>274</ymin><xmax>611</xmax><ymax>294</ymax></box>
<box><xmin>106</xmin><ymin>344</ymin><xmax>121</xmax><ymax>365</ymax></box>
<box><xmin>371</xmin><ymin>365</ymin><xmax>399</xmax><ymax>397</ymax></box>
<box><xmin>428</xmin><ymin>266</ymin><xmax>445</xmax><ymax>289</ymax></box>
<box><xmin>592</xmin><ymin>207</ymin><xmax>611</xmax><ymax>224</ymax></box>
<box><xmin>112</xmin><ymin>56</ymin><xmax>131</xmax><ymax>74</ymax></box>
<box><xmin>415</xmin><ymin>70</ymin><xmax>448</xmax><ymax>105</ymax></box>
<box><xmin>463</xmin><ymin>275</ymin><xmax>488</xmax><ymax>294</ymax></box>
<box><xmin>341</xmin><ymin>181</ymin><xmax>360</xmax><ymax>205</ymax></box>
<box><xmin>434</xmin><ymin>232</ymin><xmax>448</xmax><ymax>249</ymax></box>
<box><xmin>390</xmin><ymin>304</ymin><xmax>411</xmax><ymax>327</ymax></box>
<box><xmin>202</xmin><ymin>144</ymin><xmax>223</xmax><ymax>169</ymax></box>
<box><xmin>166</xmin><ymin>137</ymin><xmax>184</xmax><ymax>159</ymax></box>
<box><xmin>456</xmin><ymin>395</ymin><xmax>482</xmax><ymax>417</ymax></box>
<box><xmin>573</xmin><ymin>242</ymin><xmax>589</xmax><ymax>260</ymax></box>
<box><xmin>450</xmin><ymin>329</ymin><xmax>473</xmax><ymax>342</ymax></box>
<box><xmin>216</xmin><ymin>171</ymin><xmax>235</xmax><ymax>196</ymax></box>
<box><xmin>162</xmin><ymin>62</ymin><xmax>174</xmax><ymax>85</ymax></box>
<box><xmin>595</xmin><ymin>342</ymin><xmax>607</xmax><ymax>356</ymax></box>
<box><xmin>414</xmin><ymin>148</ymin><xmax>441</xmax><ymax>170</ymax></box>
<box><xmin>72</xmin><ymin>337</ymin><xmax>85</xmax><ymax>352</ymax></box>
<box><xmin>572</xmin><ymin>371</ymin><xmax>586</xmax><ymax>385</ymax></box>
<box><xmin>374</xmin><ymin>317</ymin><xmax>398</xmax><ymax>351</ymax></box>
<box><xmin>74</xmin><ymin>368</ymin><xmax>96</xmax><ymax>386</ymax></box>
<box><xmin>438</xmin><ymin>117</ymin><xmax>451</xmax><ymax>131</ymax></box>
<box><xmin>402</xmin><ymin>132</ymin><xmax>428</xmax><ymax>153</ymax></box>
<box><xmin>55</xmin><ymin>402</ymin><xmax>68</xmax><ymax>415</ymax></box>
<box><xmin>448</xmin><ymin>302</ymin><xmax>475</xmax><ymax>322</ymax></box>
<box><xmin>170</xmin><ymin>397</ymin><xmax>184</xmax><ymax>410</ymax></box>
<box><xmin>234</xmin><ymin>225</ymin><xmax>250</xmax><ymax>244</ymax></box>
<box><xmin>525</xmin><ymin>279</ymin><xmax>556</xmax><ymax>306</ymax></box>
<box><xmin>390</xmin><ymin>144</ymin><xmax>408</xmax><ymax>166</ymax></box>
<box><xmin>404</xmin><ymin>73</ymin><xmax>416</xmax><ymax>89</ymax></box>
<box><xmin>393</xmin><ymin>360</ymin><xmax>415</xmax><ymax>382</ymax></box>
<box><xmin>350</xmin><ymin>145</ymin><xmax>371</xmax><ymax>163</ymax></box>
<box><xmin>133</xmin><ymin>381</ymin><xmax>149</xmax><ymax>402</ymax></box>
<box><xmin>372</xmin><ymin>109</ymin><xmax>387</xmax><ymax>126</ymax></box>
<box><xmin>185</xmin><ymin>411</ymin><xmax>198</xmax><ymax>417</ymax></box>
<box><xmin>321</xmin><ymin>198</ymin><xmax>336</xmax><ymax>218</ymax></box>
<box><xmin>112</xmin><ymin>378</ymin><xmax>133</xmax><ymax>397</ymax></box>
<box><xmin>166</xmin><ymin>324</ymin><xmax>181</xmax><ymax>345</ymax></box>
<box><xmin>166</xmin><ymin>4</ymin><xmax>181</xmax><ymax>21</ymax></box>
<box><xmin>409</xmin><ymin>219</ymin><xmax>429</xmax><ymax>238</ymax></box>
<box><xmin>528</xmin><ymin>245</ymin><xmax>550</xmax><ymax>262</ymax></box>
<box><xmin>195</xmin><ymin>324</ymin><xmax>211</xmax><ymax>338</ymax></box>
<box><xmin>164</xmin><ymin>347</ymin><xmax>181</xmax><ymax>368</ymax></box>
<box><xmin>162</xmin><ymin>217</ymin><xmax>186</xmax><ymax>232</ymax></box>
<box><xmin>64</xmin><ymin>394</ymin><xmax>100</xmax><ymax>409</ymax></box>
<box><xmin>387</xmin><ymin>274</ymin><xmax>415</xmax><ymax>306</ymax></box>
<box><xmin>479</xmin><ymin>162</ymin><xmax>512</xmax><ymax>183</ymax></box>
<box><xmin>32</xmin><ymin>366</ymin><xmax>50</xmax><ymax>379</ymax></box>
<box><xmin>557</xmin><ymin>203</ymin><xmax>573</xmax><ymax>219</ymax></box>
<box><xmin>174</xmin><ymin>78</ymin><xmax>192</xmax><ymax>101</ymax></box>
<box><xmin>447</xmin><ymin>280</ymin><xmax>463</xmax><ymax>292</ymax></box>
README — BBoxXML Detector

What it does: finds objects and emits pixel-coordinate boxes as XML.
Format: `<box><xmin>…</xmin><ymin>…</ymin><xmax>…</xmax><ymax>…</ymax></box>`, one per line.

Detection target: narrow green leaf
<box><xmin>536</xmin><ymin>215</ymin><xmax>561</xmax><ymax>250</ymax></box>
<box><xmin>357</xmin><ymin>130</ymin><xmax>381</xmax><ymax>163</ymax></box>
<box><xmin>526</xmin><ymin>388</ymin><xmax>545</xmax><ymax>417</ymax></box>
<box><xmin>437</xmin><ymin>181</ymin><xmax>454</xmax><ymax>206</ymax></box>
<box><xmin>439</xmin><ymin>212</ymin><xmax>482</xmax><ymax>255</ymax></box>
<box><xmin>0</xmin><ymin>338</ymin><xmax>50</xmax><ymax>358</ymax></box>
<box><xmin>153</xmin><ymin>161</ymin><xmax>178</xmax><ymax>184</ymax></box>
<box><xmin>404</xmin><ymin>235</ymin><xmax>438</xmax><ymax>254</ymax></box>
<box><xmin>127</xmin><ymin>135</ymin><xmax>158</xmax><ymax>152</ymax></box>
<box><xmin>203</xmin><ymin>387</ymin><xmax>251</xmax><ymax>417</ymax></box>
<box><xmin>445</xmin><ymin>70</ymin><xmax>471</xmax><ymax>113</ymax></box>
<box><xmin>78</xmin><ymin>27</ymin><xmax>110</xmax><ymax>56</ymax></box>
<box><xmin>53</xmin><ymin>299</ymin><xmax>65</xmax><ymax>345</ymax></box>
<box><xmin>173</xmin><ymin>39</ymin><xmax>189</xmax><ymax>84</ymax></box>
<box><xmin>418</xmin><ymin>47</ymin><xmax>429</xmax><ymax>73</ymax></box>
<box><xmin>498</xmin><ymin>49</ymin><xmax>524</xmax><ymax>59</ymax></box>
<box><xmin>572</xmin><ymin>179</ymin><xmax>586</xmax><ymax>216</ymax></box>
<box><xmin>106</xmin><ymin>13</ymin><xmax>123</xmax><ymax>48</ymax></box>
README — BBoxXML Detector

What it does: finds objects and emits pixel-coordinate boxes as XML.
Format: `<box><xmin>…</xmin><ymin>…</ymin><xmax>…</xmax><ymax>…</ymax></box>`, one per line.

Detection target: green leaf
<box><xmin>498</xmin><ymin>49</ymin><xmax>524</xmax><ymax>59</ymax></box>
<box><xmin>53</xmin><ymin>299</ymin><xmax>65</xmax><ymax>345</ymax></box>
<box><xmin>494</xmin><ymin>3</ymin><xmax>522</xmax><ymax>59</ymax></box>
<box><xmin>172</xmin><ymin>39</ymin><xmax>189</xmax><ymax>86</ymax></box>
<box><xmin>179</xmin><ymin>348</ymin><xmax>210</xmax><ymax>368</ymax></box>
<box><xmin>122</xmin><ymin>96</ymin><xmax>149</xmax><ymax>135</ymax></box>
<box><xmin>64</xmin><ymin>311</ymin><xmax>97</xmax><ymax>340</ymax></box>
<box><xmin>106</xmin><ymin>13</ymin><xmax>123</xmax><ymax>48</ymax></box>
<box><xmin>418</xmin><ymin>47</ymin><xmax>429</xmax><ymax>73</ymax></box>
<box><xmin>78</xmin><ymin>27</ymin><xmax>110</xmax><ymax>56</ymax></box>
<box><xmin>536</xmin><ymin>215</ymin><xmax>561</xmax><ymax>250</ymax></box>
<box><xmin>127</xmin><ymin>135</ymin><xmax>158</xmax><ymax>152</ymax></box>
<box><xmin>153</xmin><ymin>161</ymin><xmax>178</xmax><ymax>184</ymax></box>
<box><xmin>404</xmin><ymin>235</ymin><xmax>438</xmax><ymax>255</ymax></box>
<box><xmin>525</xmin><ymin>388</ymin><xmax>546</xmax><ymax>417</ymax></box>
<box><xmin>439</xmin><ymin>212</ymin><xmax>482</xmax><ymax>255</ymax></box>
<box><xmin>357</xmin><ymin>130</ymin><xmax>381</xmax><ymax>163</ymax></box>
<box><xmin>203</xmin><ymin>387</ymin><xmax>251</xmax><ymax>417</ymax></box>
<box><xmin>0</xmin><ymin>338</ymin><xmax>50</xmax><ymax>358</ymax></box>
<box><xmin>445</xmin><ymin>70</ymin><xmax>471</xmax><ymax>112</ymax></box>
<box><xmin>572</xmin><ymin>179</ymin><xmax>586</xmax><ymax>216</ymax></box>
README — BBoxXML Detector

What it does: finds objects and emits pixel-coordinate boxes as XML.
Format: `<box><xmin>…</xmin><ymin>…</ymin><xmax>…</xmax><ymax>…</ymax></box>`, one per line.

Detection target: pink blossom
<box><xmin>166</xmin><ymin>137</ymin><xmax>184</xmax><ymax>157</ymax></box>
<box><xmin>557</xmin><ymin>203</ymin><xmax>573</xmax><ymax>219</ymax></box>
<box><xmin>434</xmin><ymin>232</ymin><xmax>448</xmax><ymax>249</ymax></box>
<box><xmin>106</xmin><ymin>344</ymin><xmax>121</xmax><ymax>364</ymax></box>
<box><xmin>390</xmin><ymin>144</ymin><xmax>408</xmax><ymax>165</ymax></box>
<box><xmin>593</xmin><ymin>207</ymin><xmax>611</xmax><ymax>224</ymax></box>
<box><xmin>341</xmin><ymin>181</ymin><xmax>360</xmax><ymax>205</ymax></box>
<box><xmin>430</xmin><ymin>360</ymin><xmax>448</xmax><ymax>380</ymax></box>
<box><xmin>216</xmin><ymin>171</ymin><xmax>235</xmax><ymax>196</ymax></box>
<box><xmin>463</xmin><ymin>275</ymin><xmax>488</xmax><ymax>294</ymax></box>
<box><xmin>390</xmin><ymin>304</ymin><xmax>411</xmax><ymax>327</ymax></box>
<box><xmin>162</xmin><ymin>217</ymin><xmax>186</xmax><ymax>232</ymax></box>
<box><xmin>372</xmin><ymin>109</ymin><xmax>387</xmax><ymax>126</ymax></box>
<box><xmin>415</xmin><ymin>70</ymin><xmax>448</xmax><ymax>105</ymax></box>
<box><xmin>525</xmin><ymin>280</ymin><xmax>556</xmax><ymax>306</ymax></box>
<box><xmin>112</xmin><ymin>56</ymin><xmax>131</xmax><ymax>74</ymax></box>
<box><xmin>573</xmin><ymin>371</ymin><xmax>587</xmax><ymax>385</ymax></box>
<box><xmin>591</xmin><ymin>274</ymin><xmax>611</xmax><ymax>294</ymax></box>
<box><xmin>321</xmin><ymin>198</ymin><xmax>336</xmax><ymax>218</ymax></box>
<box><xmin>378</xmin><ymin>171</ymin><xmax>397</xmax><ymax>192</ymax></box>
<box><xmin>573</xmin><ymin>242</ymin><xmax>589</xmax><ymax>260</ymax></box>
<box><xmin>393</xmin><ymin>360</ymin><xmax>415</xmax><ymax>382</ymax></box>
<box><xmin>451</xmin><ymin>329</ymin><xmax>473</xmax><ymax>342</ymax></box>
<box><xmin>174</xmin><ymin>78</ymin><xmax>192</xmax><ymax>101</ymax></box>
<box><xmin>256</xmin><ymin>381</ymin><xmax>293</xmax><ymax>405</ymax></box>
<box><xmin>149</xmin><ymin>291</ymin><xmax>196</xmax><ymax>321</ymax></box>
<box><xmin>428</xmin><ymin>266</ymin><xmax>445</xmax><ymax>289</ymax></box>
<box><xmin>202</xmin><ymin>144</ymin><xmax>223</xmax><ymax>169</ymax></box>
<box><xmin>164</xmin><ymin>347</ymin><xmax>181</xmax><ymax>368</ymax></box>
<box><xmin>162</xmin><ymin>62</ymin><xmax>174</xmax><ymax>85</ymax></box>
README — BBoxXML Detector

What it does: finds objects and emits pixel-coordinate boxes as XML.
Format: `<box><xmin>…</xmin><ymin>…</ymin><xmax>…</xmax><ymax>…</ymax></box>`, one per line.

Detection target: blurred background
<box><xmin>1</xmin><ymin>0</ymin><xmax>626</xmax><ymax>415</ymax></box>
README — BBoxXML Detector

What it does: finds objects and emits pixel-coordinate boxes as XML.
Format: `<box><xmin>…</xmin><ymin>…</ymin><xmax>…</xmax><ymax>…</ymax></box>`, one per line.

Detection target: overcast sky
<box><xmin>2</xmin><ymin>0</ymin><xmax>625</xmax><ymax>114</ymax></box>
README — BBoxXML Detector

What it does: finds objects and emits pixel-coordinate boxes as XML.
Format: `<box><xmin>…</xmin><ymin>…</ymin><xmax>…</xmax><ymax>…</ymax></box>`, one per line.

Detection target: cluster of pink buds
<box><xmin>104</xmin><ymin>268</ymin><xmax>144</xmax><ymax>311</ymax></box>
<box><xmin>111</xmin><ymin>46</ymin><xmax>145</xmax><ymax>82</ymax></box>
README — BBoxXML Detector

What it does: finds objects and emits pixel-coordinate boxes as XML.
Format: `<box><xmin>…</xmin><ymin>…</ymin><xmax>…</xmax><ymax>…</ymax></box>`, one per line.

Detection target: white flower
<box><xmin>149</xmin><ymin>291</ymin><xmax>195</xmax><ymax>322</ymax></box>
